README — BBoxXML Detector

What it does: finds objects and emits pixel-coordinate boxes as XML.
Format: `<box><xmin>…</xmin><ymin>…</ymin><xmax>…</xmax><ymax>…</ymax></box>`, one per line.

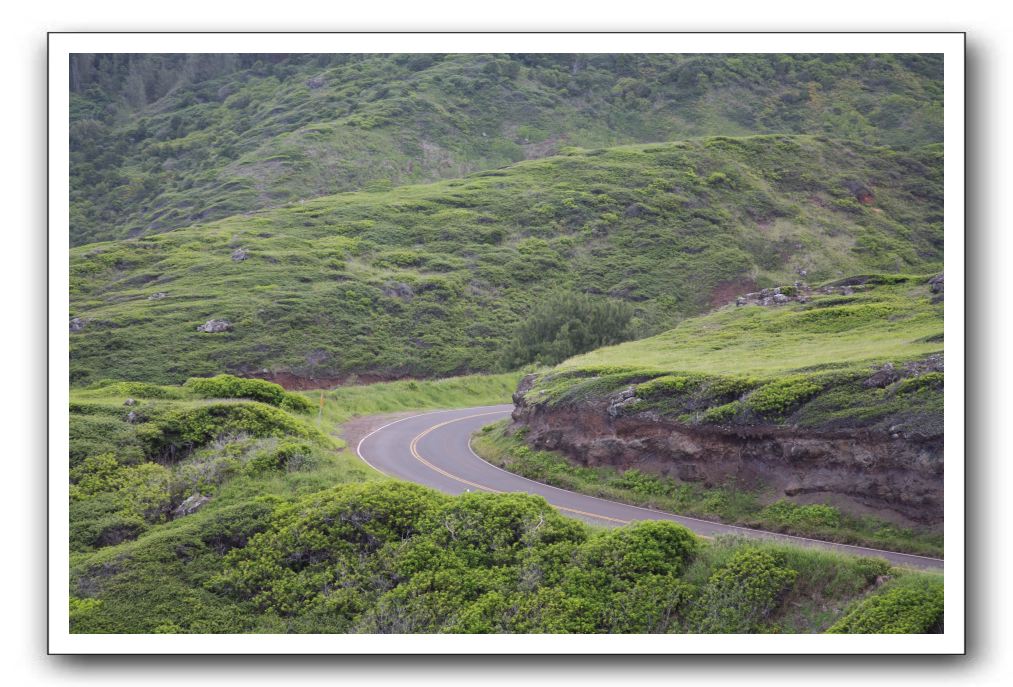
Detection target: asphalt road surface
<box><xmin>354</xmin><ymin>404</ymin><xmax>943</xmax><ymax>570</ymax></box>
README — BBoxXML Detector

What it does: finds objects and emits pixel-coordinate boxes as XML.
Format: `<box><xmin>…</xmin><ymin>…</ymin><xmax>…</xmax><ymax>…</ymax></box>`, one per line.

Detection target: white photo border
<box><xmin>48</xmin><ymin>31</ymin><xmax>965</xmax><ymax>654</ymax></box>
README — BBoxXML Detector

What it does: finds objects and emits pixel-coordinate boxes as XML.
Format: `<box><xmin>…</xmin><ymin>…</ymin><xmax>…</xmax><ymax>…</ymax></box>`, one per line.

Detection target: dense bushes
<box><xmin>208</xmin><ymin>483</ymin><xmax>701</xmax><ymax>633</ymax></box>
<box><xmin>70</xmin><ymin>478</ymin><xmax>941</xmax><ymax>634</ymax></box>
<box><xmin>142</xmin><ymin>402</ymin><xmax>325</xmax><ymax>462</ymax></box>
<box><xmin>68</xmin><ymin>382</ymin><xmax>333</xmax><ymax>552</ymax></box>
<box><xmin>761</xmin><ymin>500</ymin><xmax>842</xmax><ymax>530</ymax></box>
<box><xmin>745</xmin><ymin>376</ymin><xmax>823</xmax><ymax>416</ymax></box>
<box><xmin>827</xmin><ymin>575</ymin><xmax>944</xmax><ymax>633</ymax></box>
<box><xmin>504</xmin><ymin>292</ymin><xmax>636</xmax><ymax>368</ymax></box>
<box><xmin>690</xmin><ymin>548</ymin><xmax>798</xmax><ymax>633</ymax></box>
<box><xmin>184</xmin><ymin>374</ymin><xmax>313</xmax><ymax>413</ymax></box>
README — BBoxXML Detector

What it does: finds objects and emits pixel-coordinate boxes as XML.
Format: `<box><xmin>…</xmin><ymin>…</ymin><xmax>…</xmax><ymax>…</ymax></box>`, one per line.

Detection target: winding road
<box><xmin>354</xmin><ymin>404</ymin><xmax>943</xmax><ymax>570</ymax></box>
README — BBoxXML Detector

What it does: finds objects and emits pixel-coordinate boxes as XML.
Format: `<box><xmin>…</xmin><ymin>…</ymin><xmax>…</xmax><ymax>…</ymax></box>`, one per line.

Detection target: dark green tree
<box><xmin>504</xmin><ymin>292</ymin><xmax>635</xmax><ymax>368</ymax></box>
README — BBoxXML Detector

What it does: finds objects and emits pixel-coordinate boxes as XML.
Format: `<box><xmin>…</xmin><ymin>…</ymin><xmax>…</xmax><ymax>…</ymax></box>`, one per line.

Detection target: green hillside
<box><xmin>69</xmin><ymin>135</ymin><xmax>942</xmax><ymax>386</ymax></box>
<box><xmin>70</xmin><ymin>53</ymin><xmax>943</xmax><ymax>245</ymax></box>
<box><xmin>522</xmin><ymin>275</ymin><xmax>943</xmax><ymax>435</ymax></box>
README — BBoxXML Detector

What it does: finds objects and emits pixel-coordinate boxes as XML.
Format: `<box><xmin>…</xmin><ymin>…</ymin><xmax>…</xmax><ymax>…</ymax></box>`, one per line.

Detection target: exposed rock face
<box><xmin>511</xmin><ymin>391</ymin><xmax>943</xmax><ymax>524</ymax></box>
<box><xmin>928</xmin><ymin>273</ymin><xmax>944</xmax><ymax>302</ymax></box>
<box><xmin>197</xmin><ymin>319</ymin><xmax>233</xmax><ymax>333</ymax></box>
<box><xmin>173</xmin><ymin>494</ymin><xmax>211</xmax><ymax>518</ymax></box>
<box><xmin>231</xmin><ymin>247</ymin><xmax>250</xmax><ymax>262</ymax></box>
<box><xmin>69</xmin><ymin>317</ymin><xmax>86</xmax><ymax>332</ymax></box>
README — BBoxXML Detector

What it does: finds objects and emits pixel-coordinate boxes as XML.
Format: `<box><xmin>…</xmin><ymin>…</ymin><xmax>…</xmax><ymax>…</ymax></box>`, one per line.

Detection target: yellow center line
<box><xmin>408</xmin><ymin>412</ymin><xmax>631</xmax><ymax>525</ymax></box>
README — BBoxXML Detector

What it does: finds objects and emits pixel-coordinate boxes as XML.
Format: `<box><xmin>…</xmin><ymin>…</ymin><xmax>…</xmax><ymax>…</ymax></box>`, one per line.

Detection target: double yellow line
<box><xmin>408</xmin><ymin>412</ymin><xmax>630</xmax><ymax>525</ymax></box>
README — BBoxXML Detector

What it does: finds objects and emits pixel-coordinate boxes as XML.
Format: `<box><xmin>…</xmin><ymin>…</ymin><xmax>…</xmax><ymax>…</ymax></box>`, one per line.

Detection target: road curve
<box><xmin>354</xmin><ymin>404</ymin><xmax>943</xmax><ymax>570</ymax></box>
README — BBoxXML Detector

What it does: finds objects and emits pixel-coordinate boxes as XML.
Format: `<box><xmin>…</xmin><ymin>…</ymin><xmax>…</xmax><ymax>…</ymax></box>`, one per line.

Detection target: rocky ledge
<box><xmin>511</xmin><ymin>374</ymin><xmax>943</xmax><ymax>524</ymax></box>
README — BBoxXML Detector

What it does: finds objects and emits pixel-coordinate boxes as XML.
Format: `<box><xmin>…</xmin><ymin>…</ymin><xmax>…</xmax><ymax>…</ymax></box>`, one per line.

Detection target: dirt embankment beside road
<box><xmin>510</xmin><ymin>376</ymin><xmax>943</xmax><ymax>525</ymax></box>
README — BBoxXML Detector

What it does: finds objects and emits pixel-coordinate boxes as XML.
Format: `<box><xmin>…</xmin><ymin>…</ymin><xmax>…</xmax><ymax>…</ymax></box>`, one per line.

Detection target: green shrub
<box><xmin>701</xmin><ymin>401</ymin><xmax>742</xmax><ymax>424</ymax></box>
<box><xmin>613</xmin><ymin>468</ymin><xmax>671</xmax><ymax>497</ymax></box>
<box><xmin>279</xmin><ymin>394</ymin><xmax>314</xmax><ymax>413</ymax></box>
<box><xmin>761</xmin><ymin>500</ymin><xmax>842</xmax><ymax>530</ymax></box>
<box><xmin>827</xmin><ymin>575</ymin><xmax>944</xmax><ymax>633</ymax></box>
<box><xmin>746</xmin><ymin>376</ymin><xmax>823</xmax><ymax>416</ymax></box>
<box><xmin>184</xmin><ymin>374</ymin><xmax>311</xmax><ymax>413</ymax></box>
<box><xmin>896</xmin><ymin>372</ymin><xmax>944</xmax><ymax>394</ymax></box>
<box><xmin>571</xmin><ymin>521</ymin><xmax>699</xmax><ymax>587</ymax></box>
<box><xmin>504</xmin><ymin>292</ymin><xmax>635</xmax><ymax>368</ymax></box>
<box><xmin>636</xmin><ymin>375</ymin><xmax>701</xmax><ymax>399</ymax></box>
<box><xmin>691</xmin><ymin>548</ymin><xmax>798</xmax><ymax>633</ymax></box>
<box><xmin>144</xmin><ymin>402</ymin><xmax>326</xmax><ymax>461</ymax></box>
<box><xmin>245</xmin><ymin>441</ymin><xmax>317</xmax><ymax>475</ymax></box>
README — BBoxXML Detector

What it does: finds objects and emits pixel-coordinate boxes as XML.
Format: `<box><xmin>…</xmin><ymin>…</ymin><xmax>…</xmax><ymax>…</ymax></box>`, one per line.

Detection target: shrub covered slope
<box><xmin>70</xmin><ymin>135</ymin><xmax>942</xmax><ymax>385</ymax></box>
<box><xmin>68</xmin><ymin>372</ymin><xmax>518</xmax><ymax>553</ymax></box>
<box><xmin>70</xmin><ymin>479</ymin><xmax>943</xmax><ymax>634</ymax></box>
<box><xmin>68</xmin><ymin>372</ymin><xmax>943</xmax><ymax>635</ymax></box>
<box><xmin>70</xmin><ymin>53</ymin><xmax>942</xmax><ymax>245</ymax></box>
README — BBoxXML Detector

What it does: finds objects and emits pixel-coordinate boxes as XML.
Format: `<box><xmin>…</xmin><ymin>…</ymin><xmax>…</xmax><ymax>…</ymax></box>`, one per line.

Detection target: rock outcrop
<box><xmin>173</xmin><ymin>494</ymin><xmax>211</xmax><ymax>518</ymax></box>
<box><xmin>197</xmin><ymin>319</ymin><xmax>233</xmax><ymax>333</ymax></box>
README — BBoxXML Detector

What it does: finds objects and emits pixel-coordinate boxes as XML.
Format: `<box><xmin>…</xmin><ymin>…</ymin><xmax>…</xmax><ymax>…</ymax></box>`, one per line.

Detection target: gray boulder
<box><xmin>231</xmin><ymin>247</ymin><xmax>249</xmax><ymax>262</ymax></box>
<box><xmin>173</xmin><ymin>494</ymin><xmax>211</xmax><ymax>518</ymax></box>
<box><xmin>197</xmin><ymin>319</ymin><xmax>233</xmax><ymax>333</ymax></box>
<box><xmin>69</xmin><ymin>317</ymin><xmax>86</xmax><ymax>332</ymax></box>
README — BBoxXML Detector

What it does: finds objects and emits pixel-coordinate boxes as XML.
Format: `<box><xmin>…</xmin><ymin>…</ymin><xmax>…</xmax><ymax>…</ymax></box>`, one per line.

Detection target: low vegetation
<box><xmin>68</xmin><ymin>372</ymin><xmax>517</xmax><ymax>553</ymax></box>
<box><xmin>68</xmin><ymin>371</ymin><xmax>942</xmax><ymax>634</ymax></box>
<box><xmin>314</xmin><ymin>371</ymin><xmax>522</xmax><ymax>432</ymax></box>
<box><xmin>70</xmin><ymin>53</ymin><xmax>942</xmax><ymax>245</ymax></box>
<box><xmin>69</xmin><ymin>480</ymin><xmax>943</xmax><ymax>634</ymax></box>
<box><xmin>70</xmin><ymin>136</ymin><xmax>942</xmax><ymax>386</ymax></box>
<box><xmin>472</xmin><ymin>422</ymin><xmax>943</xmax><ymax>557</ymax></box>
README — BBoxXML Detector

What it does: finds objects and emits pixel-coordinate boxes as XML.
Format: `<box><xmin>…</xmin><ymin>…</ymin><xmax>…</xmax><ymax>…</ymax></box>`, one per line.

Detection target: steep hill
<box><xmin>509</xmin><ymin>275</ymin><xmax>944</xmax><ymax>524</ymax></box>
<box><xmin>69</xmin><ymin>53</ymin><xmax>943</xmax><ymax>245</ymax></box>
<box><xmin>69</xmin><ymin>135</ymin><xmax>942</xmax><ymax>386</ymax></box>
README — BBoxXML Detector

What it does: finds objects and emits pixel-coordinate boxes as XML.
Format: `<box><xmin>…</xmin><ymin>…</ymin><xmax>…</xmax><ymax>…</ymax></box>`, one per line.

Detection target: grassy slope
<box><xmin>70</xmin><ymin>135</ymin><xmax>943</xmax><ymax>385</ymax></box>
<box><xmin>491</xmin><ymin>277</ymin><xmax>943</xmax><ymax>554</ymax></box>
<box><xmin>313</xmin><ymin>372</ymin><xmax>521</xmax><ymax>432</ymax></box>
<box><xmin>70</xmin><ymin>53</ymin><xmax>943</xmax><ymax>245</ymax></box>
<box><xmin>525</xmin><ymin>276</ymin><xmax>943</xmax><ymax>435</ymax></box>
